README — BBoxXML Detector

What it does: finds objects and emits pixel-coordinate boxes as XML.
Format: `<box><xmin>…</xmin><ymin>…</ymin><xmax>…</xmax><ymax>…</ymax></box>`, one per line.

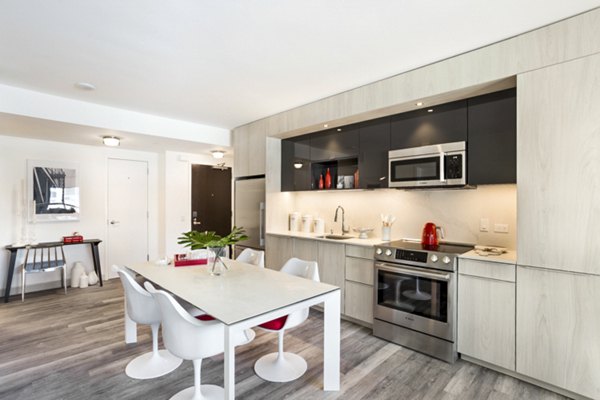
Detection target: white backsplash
<box><xmin>267</xmin><ymin>184</ymin><xmax>516</xmax><ymax>249</ymax></box>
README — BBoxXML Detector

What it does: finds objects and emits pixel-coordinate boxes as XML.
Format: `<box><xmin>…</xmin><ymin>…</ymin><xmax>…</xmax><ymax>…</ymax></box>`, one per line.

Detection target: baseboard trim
<box><xmin>461</xmin><ymin>355</ymin><xmax>590</xmax><ymax>400</ymax></box>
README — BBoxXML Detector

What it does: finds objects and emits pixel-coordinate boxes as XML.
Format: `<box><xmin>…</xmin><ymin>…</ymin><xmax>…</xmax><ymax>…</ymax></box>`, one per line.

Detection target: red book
<box><xmin>174</xmin><ymin>253</ymin><xmax>208</xmax><ymax>267</ymax></box>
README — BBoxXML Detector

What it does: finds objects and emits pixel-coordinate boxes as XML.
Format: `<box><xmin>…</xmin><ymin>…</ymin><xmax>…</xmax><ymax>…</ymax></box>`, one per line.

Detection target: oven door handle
<box><xmin>375</xmin><ymin>262</ymin><xmax>451</xmax><ymax>281</ymax></box>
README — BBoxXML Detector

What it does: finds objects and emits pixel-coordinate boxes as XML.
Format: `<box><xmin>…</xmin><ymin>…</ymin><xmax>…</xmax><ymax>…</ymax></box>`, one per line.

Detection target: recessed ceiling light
<box><xmin>323</xmin><ymin>124</ymin><xmax>329</xmax><ymax>128</ymax></box>
<box><xmin>336</xmin><ymin>128</ymin><xmax>342</xmax><ymax>132</ymax></box>
<box><xmin>415</xmin><ymin>102</ymin><xmax>423</xmax><ymax>106</ymax></box>
<box><xmin>75</xmin><ymin>82</ymin><xmax>96</xmax><ymax>91</ymax></box>
<box><xmin>427</xmin><ymin>109</ymin><xmax>434</xmax><ymax>113</ymax></box>
<box><xmin>293</xmin><ymin>162</ymin><xmax>303</xmax><ymax>169</ymax></box>
<box><xmin>211</xmin><ymin>150</ymin><xmax>225</xmax><ymax>159</ymax></box>
<box><xmin>102</xmin><ymin>136</ymin><xmax>120</xmax><ymax>147</ymax></box>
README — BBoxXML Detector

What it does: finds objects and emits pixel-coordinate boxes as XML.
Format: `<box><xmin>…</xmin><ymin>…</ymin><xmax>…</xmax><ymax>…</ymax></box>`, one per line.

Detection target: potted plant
<box><xmin>177</xmin><ymin>227</ymin><xmax>248</xmax><ymax>275</ymax></box>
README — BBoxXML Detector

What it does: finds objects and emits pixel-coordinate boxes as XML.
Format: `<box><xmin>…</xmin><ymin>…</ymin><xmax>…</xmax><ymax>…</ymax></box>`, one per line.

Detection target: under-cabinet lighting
<box><xmin>427</xmin><ymin>109</ymin><xmax>434</xmax><ymax>113</ymax></box>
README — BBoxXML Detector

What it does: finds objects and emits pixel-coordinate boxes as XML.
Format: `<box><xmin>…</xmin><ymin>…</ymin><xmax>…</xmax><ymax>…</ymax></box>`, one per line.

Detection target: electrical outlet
<box><xmin>480</xmin><ymin>218</ymin><xmax>490</xmax><ymax>232</ymax></box>
<box><xmin>494</xmin><ymin>223</ymin><xmax>509</xmax><ymax>233</ymax></box>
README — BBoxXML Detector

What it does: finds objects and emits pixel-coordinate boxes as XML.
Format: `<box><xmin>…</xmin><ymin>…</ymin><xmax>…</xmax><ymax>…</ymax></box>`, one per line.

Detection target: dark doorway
<box><xmin>191</xmin><ymin>164</ymin><xmax>232</xmax><ymax>236</ymax></box>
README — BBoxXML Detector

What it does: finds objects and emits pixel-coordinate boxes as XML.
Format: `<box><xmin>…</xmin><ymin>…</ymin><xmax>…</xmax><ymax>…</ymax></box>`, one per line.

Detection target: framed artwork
<box><xmin>27</xmin><ymin>160</ymin><xmax>80</xmax><ymax>222</ymax></box>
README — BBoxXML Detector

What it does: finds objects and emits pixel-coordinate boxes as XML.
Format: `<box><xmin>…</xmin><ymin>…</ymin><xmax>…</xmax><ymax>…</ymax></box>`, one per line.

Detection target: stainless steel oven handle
<box><xmin>375</xmin><ymin>262</ymin><xmax>451</xmax><ymax>281</ymax></box>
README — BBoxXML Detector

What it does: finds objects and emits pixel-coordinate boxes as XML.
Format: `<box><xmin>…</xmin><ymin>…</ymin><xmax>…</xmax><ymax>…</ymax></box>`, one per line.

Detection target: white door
<box><xmin>107</xmin><ymin>158</ymin><xmax>148</xmax><ymax>279</ymax></box>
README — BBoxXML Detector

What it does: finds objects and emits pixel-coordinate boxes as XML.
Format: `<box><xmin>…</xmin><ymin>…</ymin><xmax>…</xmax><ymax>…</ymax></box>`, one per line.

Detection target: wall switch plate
<box><xmin>494</xmin><ymin>223</ymin><xmax>509</xmax><ymax>233</ymax></box>
<box><xmin>480</xmin><ymin>218</ymin><xmax>490</xmax><ymax>232</ymax></box>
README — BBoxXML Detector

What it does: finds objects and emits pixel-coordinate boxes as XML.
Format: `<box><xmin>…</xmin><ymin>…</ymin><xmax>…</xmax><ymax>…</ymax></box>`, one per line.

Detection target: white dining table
<box><xmin>124</xmin><ymin>258</ymin><xmax>341</xmax><ymax>399</ymax></box>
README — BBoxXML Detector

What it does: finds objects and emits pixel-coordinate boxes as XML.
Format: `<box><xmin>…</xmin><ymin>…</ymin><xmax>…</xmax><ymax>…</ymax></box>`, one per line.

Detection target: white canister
<box><xmin>70</xmin><ymin>261</ymin><xmax>85</xmax><ymax>288</ymax></box>
<box><xmin>382</xmin><ymin>226</ymin><xmax>391</xmax><ymax>241</ymax></box>
<box><xmin>289</xmin><ymin>212</ymin><xmax>301</xmax><ymax>232</ymax></box>
<box><xmin>302</xmin><ymin>214</ymin><xmax>313</xmax><ymax>233</ymax></box>
<box><xmin>79</xmin><ymin>274</ymin><xmax>89</xmax><ymax>288</ymax></box>
<box><xmin>314</xmin><ymin>218</ymin><xmax>325</xmax><ymax>235</ymax></box>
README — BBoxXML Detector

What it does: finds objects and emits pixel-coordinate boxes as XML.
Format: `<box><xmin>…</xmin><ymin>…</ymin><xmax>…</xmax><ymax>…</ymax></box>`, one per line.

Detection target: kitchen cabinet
<box><xmin>318</xmin><ymin>241</ymin><xmax>346</xmax><ymax>313</ymax></box>
<box><xmin>517</xmin><ymin>53</ymin><xmax>600</xmax><ymax>274</ymax></box>
<box><xmin>467</xmin><ymin>89</ymin><xmax>516</xmax><ymax>185</ymax></box>
<box><xmin>310</xmin><ymin>125</ymin><xmax>359</xmax><ymax>162</ymax></box>
<box><xmin>292</xmin><ymin>238</ymin><xmax>318</xmax><ymax>262</ymax></box>
<box><xmin>358</xmin><ymin>117</ymin><xmax>390</xmax><ymax>189</ymax></box>
<box><xmin>233</xmin><ymin>122</ymin><xmax>267</xmax><ymax>178</ymax></box>
<box><xmin>390</xmin><ymin>100</ymin><xmax>467</xmax><ymax>150</ymax></box>
<box><xmin>265</xmin><ymin>234</ymin><xmax>293</xmax><ymax>270</ymax></box>
<box><xmin>344</xmin><ymin>251</ymin><xmax>374</xmax><ymax>324</ymax></box>
<box><xmin>281</xmin><ymin>136</ymin><xmax>311</xmax><ymax>191</ymax></box>
<box><xmin>457</xmin><ymin>258</ymin><xmax>515</xmax><ymax>371</ymax></box>
<box><xmin>516</xmin><ymin>266</ymin><xmax>600</xmax><ymax>399</ymax></box>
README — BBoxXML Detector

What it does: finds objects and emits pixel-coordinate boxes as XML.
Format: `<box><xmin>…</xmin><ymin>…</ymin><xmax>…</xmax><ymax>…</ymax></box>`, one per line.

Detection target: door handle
<box><xmin>110</xmin><ymin>220</ymin><xmax>120</xmax><ymax>225</ymax></box>
<box><xmin>192</xmin><ymin>217</ymin><xmax>202</xmax><ymax>226</ymax></box>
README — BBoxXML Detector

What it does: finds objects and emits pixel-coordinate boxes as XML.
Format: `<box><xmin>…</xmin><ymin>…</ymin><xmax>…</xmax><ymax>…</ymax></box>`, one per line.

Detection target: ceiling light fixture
<box><xmin>211</xmin><ymin>150</ymin><xmax>225</xmax><ymax>159</ymax></box>
<box><xmin>75</xmin><ymin>82</ymin><xmax>96</xmax><ymax>91</ymax></box>
<box><xmin>427</xmin><ymin>109</ymin><xmax>434</xmax><ymax>113</ymax></box>
<box><xmin>293</xmin><ymin>162</ymin><xmax>303</xmax><ymax>169</ymax></box>
<box><xmin>415</xmin><ymin>102</ymin><xmax>424</xmax><ymax>106</ymax></box>
<box><xmin>102</xmin><ymin>136</ymin><xmax>120</xmax><ymax>147</ymax></box>
<box><xmin>323</xmin><ymin>124</ymin><xmax>329</xmax><ymax>128</ymax></box>
<box><xmin>336</xmin><ymin>128</ymin><xmax>342</xmax><ymax>132</ymax></box>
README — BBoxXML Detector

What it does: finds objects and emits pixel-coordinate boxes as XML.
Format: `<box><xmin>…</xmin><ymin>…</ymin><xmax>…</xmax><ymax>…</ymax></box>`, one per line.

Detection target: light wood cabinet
<box><xmin>264</xmin><ymin>234</ymin><xmax>293</xmax><ymax>270</ymax></box>
<box><xmin>345</xmin><ymin>281</ymin><xmax>373</xmax><ymax>323</ymax></box>
<box><xmin>344</xmin><ymin>245</ymin><xmax>375</xmax><ymax>325</ymax></box>
<box><xmin>292</xmin><ymin>238</ymin><xmax>318</xmax><ymax>262</ymax></box>
<box><xmin>317</xmin><ymin>241</ymin><xmax>345</xmax><ymax>313</ymax></box>
<box><xmin>457</xmin><ymin>258</ymin><xmax>515</xmax><ymax>371</ymax></box>
<box><xmin>233</xmin><ymin>121</ymin><xmax>267</xmax><ymax>178</ymax></box>
<box><xmin>517</xmin><ymin>53</ymin><xmax>600</xmax><ymax>274</ymax></box>
<box><xmin>516</xmin><ymin>266</ymin><xmax>600</xmax><ymax>399</ymax></box>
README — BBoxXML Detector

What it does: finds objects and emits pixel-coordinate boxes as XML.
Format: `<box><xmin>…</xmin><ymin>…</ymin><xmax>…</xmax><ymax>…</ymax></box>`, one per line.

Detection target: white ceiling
<box><xmin>1</xmin><ymin>0</ymin><xmax>600</xmax><ymax>133</ymax></box>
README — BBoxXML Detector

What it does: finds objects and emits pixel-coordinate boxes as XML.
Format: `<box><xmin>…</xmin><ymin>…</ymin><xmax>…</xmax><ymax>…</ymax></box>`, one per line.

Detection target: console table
<box><xmin>4</xmin><ymin>239</ymin><xmax>103</xmax><ymax>303</ymax></box>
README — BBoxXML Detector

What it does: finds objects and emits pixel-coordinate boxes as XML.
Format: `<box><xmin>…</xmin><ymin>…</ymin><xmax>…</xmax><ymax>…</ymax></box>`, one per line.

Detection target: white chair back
<box><xmin>236</xmin><ymin>248</ymin><xmax>265</xmax><ymax>268</ymax></box>
<box><xmin>114</xmin><ymin>265</ymin><xmax>161</xmax><ymax>325</ymax></box>
<box><xmin>280</xmin><ymin>258</ymin><xmax>320</xmax><ymax>329</ymax></box>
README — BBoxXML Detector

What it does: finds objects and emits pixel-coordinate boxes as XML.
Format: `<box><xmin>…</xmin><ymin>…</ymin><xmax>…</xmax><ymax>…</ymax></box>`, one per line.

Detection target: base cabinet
<box><xmin>516</xmin><ymin>266</ymin><xmax>600</xmax><ymax>399</ymax></box>
<box><xmin>457</xmin><ymin>270</ymin><xmax>515</xmax><ymax>371</ymax></box>
<box><xmin>317</xmin><ymin>242</ymin><xmax>345</xmax><ymax>314</ymax></box>
<box><xmin>265</xmin><ymin>235</ymin><xmax>293</xmax><ymax>270</ymax></box>
<box><xmin>345</xmin><ymin>281</ymin><xmax>373</xmax><ymax>323</ymax></box>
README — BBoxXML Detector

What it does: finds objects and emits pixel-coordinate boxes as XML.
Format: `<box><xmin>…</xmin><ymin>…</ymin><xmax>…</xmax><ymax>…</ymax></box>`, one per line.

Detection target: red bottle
<box><xmin>318</xmin><ymin>174</ymin><xmax>324</xmax><ymax>189</ymax></box>
<box><xmin>325</xmin><ymin>168</ymin><xmax>332</xmax><ymax>189</ymax></box>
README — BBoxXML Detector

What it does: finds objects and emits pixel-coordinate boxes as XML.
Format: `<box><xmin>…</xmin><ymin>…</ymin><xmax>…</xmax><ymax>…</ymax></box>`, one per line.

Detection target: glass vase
<box><xmin>208</xmin><ymin>246</ymin><xmax>228</xmax><ymax>276</ymax></box>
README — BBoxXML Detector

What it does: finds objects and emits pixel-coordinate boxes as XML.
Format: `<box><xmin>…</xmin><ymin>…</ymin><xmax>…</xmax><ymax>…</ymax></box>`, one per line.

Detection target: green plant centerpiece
<box><xmin>177</xmin><ymin>226</ymin><xmax>248</xmax><ymax>275</ymax></box>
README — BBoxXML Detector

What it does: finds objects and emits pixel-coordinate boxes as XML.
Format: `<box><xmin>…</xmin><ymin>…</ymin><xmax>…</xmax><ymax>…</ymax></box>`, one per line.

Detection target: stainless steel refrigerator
<box><xmin>234</xmin><ymin>176</ymin><xmax>265</xmax><ymax>257</ymax></box>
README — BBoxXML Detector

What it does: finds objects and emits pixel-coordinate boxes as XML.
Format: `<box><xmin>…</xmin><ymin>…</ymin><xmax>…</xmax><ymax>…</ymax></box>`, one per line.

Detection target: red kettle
<box><xmin>421</xmin><ymin>222</ymin><xmax>439</xmax><ymax>247</ymax></box>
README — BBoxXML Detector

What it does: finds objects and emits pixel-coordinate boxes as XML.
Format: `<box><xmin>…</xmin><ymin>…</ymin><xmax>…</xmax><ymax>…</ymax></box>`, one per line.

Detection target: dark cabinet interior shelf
<box><xmin>311</xmin><ymin>158</ymin><xmax>358</xmax><ymax>190</ymax></box>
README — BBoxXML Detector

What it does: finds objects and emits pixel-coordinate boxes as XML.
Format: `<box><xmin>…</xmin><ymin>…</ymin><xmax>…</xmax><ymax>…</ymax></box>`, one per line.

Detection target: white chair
<box><xmin>236</xmin><ymin>248</ymin><xmax>265</xmax><ymax>268</ymax></box>
<box><xmin>254</xmin><ymin>257</ymin><xmax>320</xmax><ymax>382</ymax></box>
<box><xmin>114</xmin><ymin>265</ymin><xmax>183</xmax><ymax>379</ymax></box>
<box><xmin>144</xmin><ymin>282</ymin><xmax>255</xmax><ymax>400</ymax></box>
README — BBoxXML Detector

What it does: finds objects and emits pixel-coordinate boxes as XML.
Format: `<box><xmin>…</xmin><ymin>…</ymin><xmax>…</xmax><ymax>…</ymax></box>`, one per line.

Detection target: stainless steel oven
<box><xmin>373</xmin><ymin>240</ymin><xmax>472</xmax><ymax>363</ymax></box>
<box><xmin>388</xmin><ymin>141</ymin><xmax>466</xmax><ymax>188</ymax></box>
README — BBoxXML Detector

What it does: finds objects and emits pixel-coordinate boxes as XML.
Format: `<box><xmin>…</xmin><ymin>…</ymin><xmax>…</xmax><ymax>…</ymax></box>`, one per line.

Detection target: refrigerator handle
<box><xmin>259</xmin><ymin>202</ymin><xmax>265</xmax><ymax>247</ymax></box>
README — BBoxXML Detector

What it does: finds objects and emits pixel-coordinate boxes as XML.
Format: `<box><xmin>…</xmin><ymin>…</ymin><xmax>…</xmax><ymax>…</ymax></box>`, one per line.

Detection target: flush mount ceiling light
<box><xmin>293</xmin><ymin>162</ymin><xmax>303</xmax><ymax>169</ymax></box>
<box><xmin>211</xmin><ymin>150</ymin><xmax>225</xmax><ymax>159</ymax></box>
<box><xmin>102</xmin><ymin>136</ymin><xmax>120</xmax><ymax>147</ymax></box>
<box><xmin>75</xmin><ymin>82</ymin><xmax>96</xmax><ymax>91</ymax></box>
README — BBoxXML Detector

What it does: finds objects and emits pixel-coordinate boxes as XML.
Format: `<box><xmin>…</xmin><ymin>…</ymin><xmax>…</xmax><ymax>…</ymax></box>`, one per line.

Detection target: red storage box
<box><xmin>63</xmin><ymin>235</ymin><xmax>84</xmax><ymax>244</ymax></box>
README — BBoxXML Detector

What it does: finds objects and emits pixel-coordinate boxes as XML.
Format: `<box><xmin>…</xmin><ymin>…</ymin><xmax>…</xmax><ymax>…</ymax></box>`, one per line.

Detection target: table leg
<box><xmin>124</xmin><ymin>302</ymin><xmax>137</xmax><ymax>344</ymax></box>
<box><xmin>323</xmin><ymin>290</ymin><xmax>341</xmax><ymax>391</ymax></box>
<box><xmin>4</xmin><ymin>250</ymin><xmax>18</xmax><ymax>303</ymax></box>
<box><xmin>90</xmin><ymin>243</ymin><xmax>103</xmax><ymax>287</ymax></box>
<box><xmin>224</xmin><ymin>325</ymin><xmax>236</xmax><ymax>400</ymax></box>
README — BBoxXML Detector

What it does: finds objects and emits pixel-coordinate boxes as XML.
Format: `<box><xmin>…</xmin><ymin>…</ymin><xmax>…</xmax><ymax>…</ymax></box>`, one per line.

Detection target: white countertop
<box><xmin>459</xmin><ymin>249</ymin><xmax>517</xmax><ymax>264</ymax></box>
<box><xmin>126</xmin><ymin>258</ymin><xmax>339</xmax><ymax>325</ymax></box>
<box><xmin>266</xmin><ymin>230</ymin><xmax>395</xmax><ymax>247</ymax></box>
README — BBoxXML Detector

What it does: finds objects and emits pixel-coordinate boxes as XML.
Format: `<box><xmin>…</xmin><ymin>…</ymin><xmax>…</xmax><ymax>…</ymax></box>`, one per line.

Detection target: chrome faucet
<box><xmin>334</xmin><ymin>205</ymin><xmax>349</xmax><ymax>235</ymax></box>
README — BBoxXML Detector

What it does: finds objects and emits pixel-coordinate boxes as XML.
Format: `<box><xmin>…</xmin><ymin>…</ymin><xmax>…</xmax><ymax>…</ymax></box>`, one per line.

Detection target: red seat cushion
<box><xmin>259</xmin><ymin>315</ymin><xmax>288</xmax><ymax>331</ymax></box>
<box><xmin>195</xmin><ymin>314</ymin><xmax>215</xmax><ymax>321</ymax></box>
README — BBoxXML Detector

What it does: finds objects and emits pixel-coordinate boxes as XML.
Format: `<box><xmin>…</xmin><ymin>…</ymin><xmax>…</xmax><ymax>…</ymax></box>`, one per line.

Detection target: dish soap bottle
<box><xmin>325</xmin><ymin>168</ymin><xmax>332</xmax><ymax>189</ymax></box>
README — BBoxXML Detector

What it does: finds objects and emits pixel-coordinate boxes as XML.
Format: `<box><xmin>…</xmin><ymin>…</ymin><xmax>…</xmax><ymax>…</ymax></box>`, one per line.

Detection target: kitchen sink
<box><xmin>318</xmin><ymin>234</ymin><xmax>353</xmax><ymax>240</ymax></box>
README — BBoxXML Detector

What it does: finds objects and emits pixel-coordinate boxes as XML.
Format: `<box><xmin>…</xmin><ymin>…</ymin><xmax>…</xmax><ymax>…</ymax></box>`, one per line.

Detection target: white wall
<box><xmin>0</xmin><ymin>135</ymin><xmax>160</xmax><ymax>296</ymax></box>
<box><xmin>268</xmin><ymin>185</ymin><xmax>517</xmax><ymax>249</ymax></box>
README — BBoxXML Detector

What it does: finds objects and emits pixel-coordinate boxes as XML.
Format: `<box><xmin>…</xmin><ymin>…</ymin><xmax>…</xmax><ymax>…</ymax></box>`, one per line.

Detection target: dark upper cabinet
<box><xmin>281</xmin><ymin>136</ymin><xmax>312</xmax><ymax>191</ymax></box>
<box><xmin>390</xmin><ymin>100</ymin><xmax>468</xmax><ymax>149</ymax></box>
<box><xmin>467</xmin><ymin>88</ymin><xmax>516</xmax><ymax>184</ymax></box>
<box><xmin>358</xmin><ymin>117</ymin><xmax>390</xmax><ymax>189</ymax></box>
<box><xmin>310</xmin><ymin>125</ymin><xmax>359</xmax><ymax>161</ymax></box>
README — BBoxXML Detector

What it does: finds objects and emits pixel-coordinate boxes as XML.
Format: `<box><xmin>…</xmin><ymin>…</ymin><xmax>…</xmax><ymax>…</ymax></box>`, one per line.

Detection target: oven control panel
<box><xmin>396</xmin><ymin>249</ymin><xmax>427</xmax><ymax>263</ymax></box>
<box><xmin>374</xmin><ymin>244</ymin><xmax>461</xmax><ymax>272</ymax></box>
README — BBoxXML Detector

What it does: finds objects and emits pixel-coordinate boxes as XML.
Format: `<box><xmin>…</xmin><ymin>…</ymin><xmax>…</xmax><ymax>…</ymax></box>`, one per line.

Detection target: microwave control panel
<box><xmin>445</xmin><ymin>154</ymin><xmax>463</xmax><ymax>179</ymax></box>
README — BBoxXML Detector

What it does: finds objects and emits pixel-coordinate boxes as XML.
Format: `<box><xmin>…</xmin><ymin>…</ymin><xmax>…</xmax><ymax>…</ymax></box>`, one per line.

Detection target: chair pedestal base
<box><xmin>125</xmin><ymin>349</ymin><xmax>182</xmax><ymax>379</ymax></box>
<box><xmin>254</xmin><ymin>352</ymin><xmax>308</xmax><ymax>382</ymax></box>
<box><xmin>170</xmin><ymin>384</ymin><xmax>224</xmax><ymax>400</ymax></box>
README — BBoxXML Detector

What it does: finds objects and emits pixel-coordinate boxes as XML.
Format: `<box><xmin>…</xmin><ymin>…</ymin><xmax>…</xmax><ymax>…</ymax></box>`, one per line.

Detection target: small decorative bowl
<box><xmin>353</xmin><ymin>227</ymin><xmax>374</xmax><ymax>239</ymax></box>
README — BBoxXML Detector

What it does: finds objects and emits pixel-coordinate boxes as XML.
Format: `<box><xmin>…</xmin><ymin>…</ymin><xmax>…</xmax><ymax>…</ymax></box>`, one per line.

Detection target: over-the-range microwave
<box><xmin>388</xmin><ymin>141</ymin><xmax>466</xmax><ymax>188</ymax></box>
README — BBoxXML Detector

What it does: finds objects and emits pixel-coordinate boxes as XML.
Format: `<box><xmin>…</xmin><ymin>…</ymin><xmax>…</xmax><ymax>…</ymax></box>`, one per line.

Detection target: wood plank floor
<box><xmin>0</xmin><ymin>280</ymin><xmax>568</xmax><ymax>400</ymax></box>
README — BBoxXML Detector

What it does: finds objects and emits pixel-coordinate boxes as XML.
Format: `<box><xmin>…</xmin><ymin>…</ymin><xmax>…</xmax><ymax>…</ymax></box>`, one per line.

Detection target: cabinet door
<box><xmin>516</xmin><ymin>266</ymin><xmax>600</xmax><ymax>399</ymax></box>
<box><xmin>317</xmin><ymin>241</ymin><xmax>345</xmax><ymax>313</ymax></box>
<box><xmin>390</xmin><ymin>100</ymin><xmax>467</xmax><ymax>150</ymax></box>
<box><xmin>517</xmin><ymin>54</ymin><xmax>600</xmax><ymax>274</ymax></box>
<box><xmin>265</xmin><ymin>235</ymin><xmax>293</xmax><ymax>270</ymax></box>
<box><xmin>358</xmin><ymin>118</ymin><xmax>390</xmax><ymax>189</ymax></box>
<box><xmin>467</xmin><ymin>88</ymin><xmax>516</xmax><ymax>184</ymax></box>
<box><xmin>345</xmin><ymin>281</ymin><xmax>373</xmax><ymax>324</ymax></box>
<box><xmin>457</xmin><ymin>274</ymin><xmax>515</xmax><ymax>371</ymax></box>
<box><xmin>233</xmin><ymin>127</ymin><xmax>250</xmax><ymax>178</ymax></box>
<box><xmin>310</xmin><ymin>125</ymin><xmax>359</xmax><ymax>161</ymax></box>
<box><xmin>281</xmin><ymin>136</ymin><xmax>311</xmax><ymax>191</ymax></box>
<box><xmin>293</xmin><ymin>238</ymin><xmax>318</xmax><ymax>262</ymax></box>
<box><xmin>247</xmin><ymin>122</ymin><xmax>267</xmax><ymax>176</ymax></box>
